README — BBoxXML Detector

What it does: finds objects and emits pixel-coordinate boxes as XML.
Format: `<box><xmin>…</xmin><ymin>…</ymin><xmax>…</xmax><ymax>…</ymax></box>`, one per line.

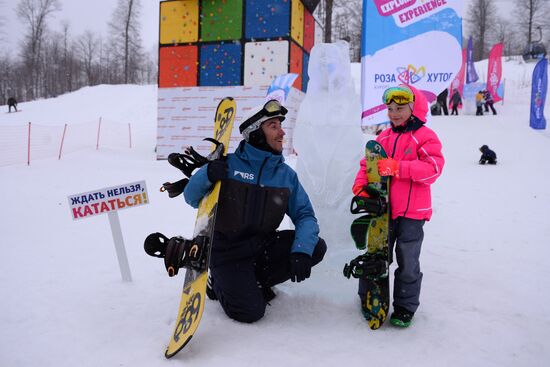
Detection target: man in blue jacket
<box><xmin>184</xmin><ymin>100</ymin><xmax>326</xmax><ymax>323</ymax></box>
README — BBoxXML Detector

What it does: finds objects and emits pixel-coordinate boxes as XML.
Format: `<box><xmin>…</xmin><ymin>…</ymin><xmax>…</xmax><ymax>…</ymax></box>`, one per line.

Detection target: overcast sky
<box><xmin>2</xmin><ymin>0</ymin><xmax>516</xmax><ymax>58</ymax></box>
<box><xmin>2</xmin><ymin>0</ymin><xmax>160</xmax><ymax>56</ymax></box>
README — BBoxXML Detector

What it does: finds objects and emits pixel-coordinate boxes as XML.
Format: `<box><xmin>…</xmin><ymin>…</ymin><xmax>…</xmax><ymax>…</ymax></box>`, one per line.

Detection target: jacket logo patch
<box><xmin>404</xmin><ymin>148</ymin><xmax>413</xmax><ymax>155</ymax></box>
<box><xmin>234</xmin><ymin>170</ymin><xmax>255</xmax><ymax>180</ymax></box>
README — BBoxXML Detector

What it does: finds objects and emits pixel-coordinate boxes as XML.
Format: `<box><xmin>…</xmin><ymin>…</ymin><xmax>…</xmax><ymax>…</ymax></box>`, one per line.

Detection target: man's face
<box><xmin>261</xmin><ymin>117</ymin><xmax>285</xmax><ymax>153</ymax></box>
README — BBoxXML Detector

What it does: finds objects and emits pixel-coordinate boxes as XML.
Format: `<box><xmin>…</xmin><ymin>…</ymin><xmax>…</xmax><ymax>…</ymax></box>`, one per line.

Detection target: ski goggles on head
<box><xmin>239</xmin><ymin>99</ymin><xmax>288</xmax><ymax>140</ymax></box>
<box><xmin>251</xmin><ymin>99</ymin><xmax>288</xmax><ymax>122</ymax></box>
<box><xmin>382</xmin><ymin>86</ymin><xmax>414</xmax><ymax>105</ymax></box>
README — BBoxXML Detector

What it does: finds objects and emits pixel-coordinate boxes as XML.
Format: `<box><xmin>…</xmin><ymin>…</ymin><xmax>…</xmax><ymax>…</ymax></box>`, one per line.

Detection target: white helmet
<box><xmin>239</xmin><ymin>99</ymin><xmax>287</xmax><ymax>142</ymax></box>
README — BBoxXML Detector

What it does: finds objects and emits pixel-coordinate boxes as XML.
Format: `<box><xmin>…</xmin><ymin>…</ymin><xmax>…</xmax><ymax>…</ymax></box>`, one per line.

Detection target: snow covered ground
<box><xmin>1</xmin><ymin>58</ymin><xmax>550</xmax><ymax>367</ymax></box>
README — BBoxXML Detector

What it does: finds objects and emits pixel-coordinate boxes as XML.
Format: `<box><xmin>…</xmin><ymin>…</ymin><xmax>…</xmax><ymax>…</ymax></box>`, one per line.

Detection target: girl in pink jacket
<box><xmin>353</xmin><ymin>84</ymin><xmax>444</xmax><ymax>327</ymax></box>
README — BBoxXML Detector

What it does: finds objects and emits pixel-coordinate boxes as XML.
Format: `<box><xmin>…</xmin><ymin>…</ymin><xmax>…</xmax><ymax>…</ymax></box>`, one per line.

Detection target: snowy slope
<box><xmin>1</xmin><ymin>59</ymin><xmax>550</xmax><ymax>367</ymax></box>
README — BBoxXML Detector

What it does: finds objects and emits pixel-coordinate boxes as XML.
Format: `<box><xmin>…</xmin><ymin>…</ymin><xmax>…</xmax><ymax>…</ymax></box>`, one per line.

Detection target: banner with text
<box><xmin>157</xmin><ymin>85</ymin><xmax>304</xmax><ymax>158</ymax></box>
<box><xmin>530</xmin><ymin>58</ymin><xmax>547</xmax><ymax>130</ymax></box>
<box><xmin>449</xmin><ymin>48</ymin><xmax>466</xmax><ymax>109</ymax></box>
<box><xmin>68</xmin><ymin>181</ymin><xmax>148</xmax><ymax>220</ymax></box>
<box><xmin>487</xmin><ymin>43</ymin><xmax>503</xmax><ymax>103</ymax></box>
<box><xmin>361</xmin><ymin>0</ymin><xmax>463</xmax><ymax>127</ymax></box>
<box><xmin>466</xmin><ymin>36</ymin><xmax>479</xmax><ymax>84</ymax></box>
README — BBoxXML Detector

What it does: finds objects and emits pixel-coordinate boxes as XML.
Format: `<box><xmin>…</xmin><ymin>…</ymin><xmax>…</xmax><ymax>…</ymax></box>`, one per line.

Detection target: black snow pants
<box><xmin>209</xmin><ymin>230</ymin><xmax>327</xmax><ymax>323</ymax></box>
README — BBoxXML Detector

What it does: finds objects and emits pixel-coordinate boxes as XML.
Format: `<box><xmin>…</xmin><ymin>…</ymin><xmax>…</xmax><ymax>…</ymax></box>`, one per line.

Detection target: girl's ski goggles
<box><xmin>382</xmin><ymin>86</ymin><xmax>414</xmax><ymax>105</ymax></box>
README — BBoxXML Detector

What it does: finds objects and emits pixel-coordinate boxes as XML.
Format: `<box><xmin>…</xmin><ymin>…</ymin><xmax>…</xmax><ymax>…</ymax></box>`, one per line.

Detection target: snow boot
<box><xmin>390</xmin><ymin>306</ymin><xmax>414</xmax><ymax>327</ymax></box>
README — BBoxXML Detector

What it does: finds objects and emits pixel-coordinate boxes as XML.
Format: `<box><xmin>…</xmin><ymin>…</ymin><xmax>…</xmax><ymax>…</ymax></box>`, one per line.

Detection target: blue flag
<box><xmin>266</xmin><ymin>73</ymin><xmax>298</xmax><ymax>104</ymax></box>
<box><xmin>466</xmin><ymin>36</ymin><xmax>479</xmax><ymax>83</ymax></box>
<box><xmin>530</xmin><ymin>58</ymin><xmax>547</xmax><ymax>130</ymax></box>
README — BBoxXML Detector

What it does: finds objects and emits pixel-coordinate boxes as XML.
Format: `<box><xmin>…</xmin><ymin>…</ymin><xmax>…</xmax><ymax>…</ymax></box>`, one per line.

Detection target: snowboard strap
<box><xmin>143</xmin><ymin>232</ymin><xmax>210</xmax><ymax>276</ymax></box>
<box><xmin>343</xmin><ymin>254</ymin><xmax>388</xmax><ymax>279</ymax></box>
<box><xmin>350</xmin><ymin>195</ymin><xmax>387</xmax><ymax>217</ymax></box>
<box><xmin>162</xmin><ymin>138</ymin><xmax>225</xmax><ymax>198</ymax></box>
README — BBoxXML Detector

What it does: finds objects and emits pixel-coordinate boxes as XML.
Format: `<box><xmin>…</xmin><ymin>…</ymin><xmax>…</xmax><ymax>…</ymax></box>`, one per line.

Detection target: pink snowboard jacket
<box><xmin>353</xmin><ymin>85</ymin><xmax>444</xmax><ymax>221</ymax></box>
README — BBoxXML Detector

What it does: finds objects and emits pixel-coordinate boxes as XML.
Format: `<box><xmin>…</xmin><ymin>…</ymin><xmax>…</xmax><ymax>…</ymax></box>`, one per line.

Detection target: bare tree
<box><xmin>59</xmin><ymin>21</ymin><xmax>77</xmax><ymax>92</ymax></box>
<box><xmin>514</xmin><ymin>0</ymin><xmax>548</xmax><ymax>48</ymax></box>
<box><xmin>16</xmin><ymin>0</ymin><xmax>61</xmax><ymax>99</ymax></box>
<box><xmin>324</xmin><ymin>0</ymin><xmax>333</xmax><ymax>43</ymax></box>
<box><xmin>515</xmin><ymin>0</ymin><xmax>550</xmax><ymax>55</ymax></box>
<box><xmin>314</xmin><ymin>0</ymin><xmax>361</xmax><ymax>60</ymax></box>
<box><xmin>108</xmin><ymin>0</ymin><xmax>144</xmax><ymax>84</ymax></box>
<box><xmin>466</xmin><ymin>0</ymin><xmax>499</xmax><ymax>60</ymax></box>
<box><xmin>492</xmin><ymin>18</ymin><xmax>523</xmax><ymax>56</ymax></box>
<box><xmin>140</xmin><ymin>45</ymin><xmax>158</xmax><ymax>85</ymax></box>
<box><xmin>333</xmin><ymin>0</ymin><xmax>361</xmax><ymax>61</ymax></box>
<box><xmin>77</xmin><ymin>30</ymin><xmax>100</xmax><ymax>85</ymax></box>
<box><xmin>0</xmin><ymin>54</ymin><xmax>18</xmax><ymax>105</ymax></box>
<box><xmin>0</xmin><ymin>0</ymin><xmax>6</xmax><ymax>43</ymax></box>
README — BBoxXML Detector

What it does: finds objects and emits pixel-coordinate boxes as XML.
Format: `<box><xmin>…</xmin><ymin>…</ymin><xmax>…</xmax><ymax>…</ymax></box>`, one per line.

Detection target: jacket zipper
<box><xmin>391</xmin><ymin>132</ymin><xmax>413</xmax><ymax>217</ymax></box>
<box><xmin>256</xmin><ymin>157</ymin><xmax>268</xmax><ymax>186</ymax></box>
<box><xmin>250</xmin><ymin>157</ymin><xmax>269</xmax><ymax>231</ymax></box>
<box><xmin>403</xmin><ymin>181</ymin><xmax>413</xmax><ymax>217</ymax></box>
<box><xmin>391</xmin><ymin>133</ymin><xmax>401</xmax><ymax>158</ymax></box>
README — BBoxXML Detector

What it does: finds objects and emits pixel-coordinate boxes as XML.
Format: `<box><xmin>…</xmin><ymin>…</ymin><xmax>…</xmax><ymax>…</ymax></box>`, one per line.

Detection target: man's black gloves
<box><xmin>289</xmin><ymin>252</ymin><xmax>312</xmax><ymax>283</ymax></box>
<box><xmin>206</xmin><ymin>159</ymin><xmax>227</xmax><ymax>183</ymax></box>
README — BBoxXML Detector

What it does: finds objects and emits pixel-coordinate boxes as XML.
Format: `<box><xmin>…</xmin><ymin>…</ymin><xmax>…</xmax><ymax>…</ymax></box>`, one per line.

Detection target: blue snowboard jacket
<box><xmin>184</xmin><ymin>141</ymin><xmax>320</xmax><ymax>256</ymax></box>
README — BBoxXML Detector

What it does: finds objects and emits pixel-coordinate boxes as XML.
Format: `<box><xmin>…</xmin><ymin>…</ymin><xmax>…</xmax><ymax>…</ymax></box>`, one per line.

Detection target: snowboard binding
<box><xmin>167</xmin><ymin>144</ymin><xmax>211</xmax><ymax>178</ymax></box>
<box><xmin>161</xmin><ymin>138</ymin><xmax>225</xmax><ymax>198</ymax></box>
<box><xmin>343</xmin><ymin>254</ymin><xmax>388</xmax><ymax>280</ymax></box>
<box><xmin>144</xmin><ymin>232</ymin><xmax>209</xmax><ymax>276</ymax></box>
<box><xmin>350</xmin><ymin>194</ymin><xmax>387</xmax><ymax>217</ymax></box>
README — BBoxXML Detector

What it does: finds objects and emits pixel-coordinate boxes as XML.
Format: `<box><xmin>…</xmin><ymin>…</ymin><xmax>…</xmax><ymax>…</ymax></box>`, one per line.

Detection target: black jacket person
<box><xmin>7</xmin><ymin>97</ymin><xmax>17</xmax><ymax>112</ymax></box>
<box><xmin>183</xmin><ymin>100</ymin><xmax>326</xmax><ymax>323</ymax></box>
<box><xmin>479</xmin><ymin>145</ymin><xmax>497</xmax><ymax>165</ymax></box>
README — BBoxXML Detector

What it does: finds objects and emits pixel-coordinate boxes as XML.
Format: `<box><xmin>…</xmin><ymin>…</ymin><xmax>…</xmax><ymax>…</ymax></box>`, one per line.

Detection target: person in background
<box><xmin>450</xmin><ymin>89</ymin><xmax>462</xmax><ymax>115</ymax></box>
<box><xmin>352</xmin><ymin>85</ymin><xmax>445</xmax><ymax>327</ymax></box>
<box><xmin>183</xmin><ymin>99</ymin><xmax>327</xmax><ymax>323</ymax></box>
<box><xmin>7</xmin><ymin>97</ymin><xmax>18</xmax><ymax>113</ymax></box>
<box><xmin>479</xmin><ymin>145</ymin><xmax>497</xmax><ymax>165</ymax></box>
<box><xmin>436</xmin><ymin>89</ymin><xmax>449</xmax><ymax>115</ymax></box>
<box><xmin>475</xmin><ymin>91</ymin><xmax>485</xmax><ymax>116</ymax></box>
<box><xmin>483</xmin><ymin>90</ymin><xmax>497</xmax><ymax>115</ymax></box>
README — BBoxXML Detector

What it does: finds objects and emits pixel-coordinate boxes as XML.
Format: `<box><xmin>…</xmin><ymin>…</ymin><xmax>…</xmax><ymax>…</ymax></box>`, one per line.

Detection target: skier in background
<box><xmin>184</xmin><ymin>99</ymin><xmax>326</xmax><ymax>323</ymax></box>
<box><xmin>483</xmin><ymin>90</ymin><xmax>497</xmax><ymax>115</ymax></box>
<box><xmin>479</xmin><ymin>145</ymin><xmax>497</xmax><ymax>165</ymax></box>
<box><xmin>475</xmin><ymin>91</ymin><xmax>485</xmax><ymax>115</ymax></box>
<box><xmin>450</xmin><ymin>89</ymin><xmax>462</xmax><ymax>115</ymax></box>
<box><xmin>352</xmin><ymin>85</ymin><xmax>445</xmax><ymax>327</ymax></box>
<box><xmin>7</xmin><ymin>97</ymin><xmax>18</xmax><ymax>112</ymax></box>
<box><xmin>436</xmin><ymin>89</ymin><xmax>449</xmax><ymax>115</ymax></box>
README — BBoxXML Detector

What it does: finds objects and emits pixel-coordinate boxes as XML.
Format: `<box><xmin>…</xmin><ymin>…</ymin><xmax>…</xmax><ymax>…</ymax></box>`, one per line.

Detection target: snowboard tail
<box><xmin>343</xmin><ymin>140</ymin><xmax>390</xmax><ymax>330</ymax></box>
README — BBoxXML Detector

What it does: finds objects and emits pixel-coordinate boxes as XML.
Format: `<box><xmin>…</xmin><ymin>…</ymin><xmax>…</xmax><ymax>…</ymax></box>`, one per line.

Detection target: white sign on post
<box><xmin>67</xmin><ymin>180</ymin><xmax>149</xmax><ymax>282</ymax></box>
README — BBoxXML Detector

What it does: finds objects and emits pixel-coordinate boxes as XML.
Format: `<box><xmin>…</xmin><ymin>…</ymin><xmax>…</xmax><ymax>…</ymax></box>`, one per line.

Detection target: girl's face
<box><xmin>386</xmin><ymin>102</ymin><xmax>412</xmax><ymax>126</ymax></box>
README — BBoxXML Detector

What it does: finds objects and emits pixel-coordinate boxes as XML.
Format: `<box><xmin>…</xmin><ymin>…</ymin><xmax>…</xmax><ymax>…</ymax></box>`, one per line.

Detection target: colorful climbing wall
<box><xmin>158</xmin><ymin>0</ymin><xmax>317</xmax><ymax>89</ymax></box>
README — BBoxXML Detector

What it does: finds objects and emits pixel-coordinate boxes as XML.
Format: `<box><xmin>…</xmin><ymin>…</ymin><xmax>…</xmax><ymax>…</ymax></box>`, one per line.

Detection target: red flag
<box><xmin>449</xmin><ymin>49</ymin><xmax>466</xmax><ymax>109</ymax></box>
<box><xmin>487</xmin><ymin>43</ymin><xmax>503</xmax><ymax>103</ymax></box>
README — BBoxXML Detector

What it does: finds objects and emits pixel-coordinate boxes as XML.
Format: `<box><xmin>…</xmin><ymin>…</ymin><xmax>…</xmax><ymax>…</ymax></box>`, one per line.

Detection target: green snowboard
<box><xmin>343</xmin><ymin>140</ymin><xmax>390</xmax><ymax>330</ymax></box>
